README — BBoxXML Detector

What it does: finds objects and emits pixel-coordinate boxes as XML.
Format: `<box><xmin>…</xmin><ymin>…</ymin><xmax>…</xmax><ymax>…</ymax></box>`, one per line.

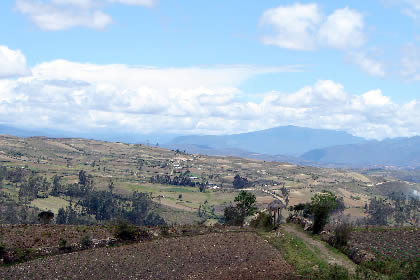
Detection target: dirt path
<box><xmin>283</xmin><ymin>224</ymin><xmax>357</xmax><ymax>273</ymax></box>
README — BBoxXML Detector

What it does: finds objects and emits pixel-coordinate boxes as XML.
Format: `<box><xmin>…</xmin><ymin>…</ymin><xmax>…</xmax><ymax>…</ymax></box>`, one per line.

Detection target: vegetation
<box><xmin>310</xmin><ymin>191</ymin><xmax>339</xmax><ymax>234</ymax></box>
<box><xmin>223</xmin><ymin>191</ymin><xmax>257</xmax><ymax>226</ymax></box>
<box><xmin>250</xmin><ymin>211</ymin><xmax>274</xmax><ymax>231</ymax></box>
<box><xmin>232</xmin><ymin>174</ymin><xmax>250</xmax><ymax>189</ymax></box>
<box><xmin>260</xmin><ymin>230</ymin><xmax>351</xmax><ymax>280</ymax></box>
<box><xmin>334</xmin><ymin>220</ymin><xmax>353</xmax><ymax>246</ymax></box>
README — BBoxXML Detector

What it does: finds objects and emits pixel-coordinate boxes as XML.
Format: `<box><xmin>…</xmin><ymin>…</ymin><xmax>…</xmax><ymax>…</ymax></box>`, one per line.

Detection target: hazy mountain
<box><xmin>169</xmin><ymin>126</ymin><xmax>366</xmax><ymax>156</ymax></box>
<box><xmin>300</xmin><ymin>136</ymin><xmax>420</xmax><ymax>168</ymax></box>
<box><xmin>0</xmin><ymin>124</ymin><xmax>176</xmax><ymax>145</ymax></box>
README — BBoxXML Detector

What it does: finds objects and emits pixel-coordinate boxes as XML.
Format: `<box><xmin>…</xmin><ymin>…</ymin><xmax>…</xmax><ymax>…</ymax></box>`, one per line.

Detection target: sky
<box><xmin>1</xmin><ymin>0</ymin><xmax>420</xmax><ymax>140</ymax></box>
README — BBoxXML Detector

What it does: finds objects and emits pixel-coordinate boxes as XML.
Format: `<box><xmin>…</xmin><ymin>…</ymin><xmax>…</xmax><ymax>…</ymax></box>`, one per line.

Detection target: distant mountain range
<box><xmin>168</xmin><ymin>126</ymin><xmax>365</xmax><ymax>156</ymax></box>
<box><xmin>2</xmin><ymin>124</ymin><xmax>420</xmax><ymax>169</ymax></box>
<box><xmin>301</xmin><ymin>137</ymin><xmax>420</xmax><ymax>168</ymax></box>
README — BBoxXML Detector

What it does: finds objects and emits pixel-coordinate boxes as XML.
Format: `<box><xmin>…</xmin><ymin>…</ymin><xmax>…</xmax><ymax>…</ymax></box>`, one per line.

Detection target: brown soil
<box><xmin>350</xmin><ymin>227</ymin><xmax>420</xmax><ymax>260</ymax></box>
<box><xmin>0</xmin><ymin>224</ymin><xmax>112</xmax><ymax>249</ymax></box>
<box><xmin>0</xmin><ymin>232</ymin><xmax>296</xmax><ymax>280</ymax></box>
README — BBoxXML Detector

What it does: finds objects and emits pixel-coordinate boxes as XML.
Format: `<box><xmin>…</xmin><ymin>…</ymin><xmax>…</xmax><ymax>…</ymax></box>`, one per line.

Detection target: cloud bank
<box><xmin>0</xmin><ymin>47</ymin><xmax>419</xmax><ymax>139</ymax></box>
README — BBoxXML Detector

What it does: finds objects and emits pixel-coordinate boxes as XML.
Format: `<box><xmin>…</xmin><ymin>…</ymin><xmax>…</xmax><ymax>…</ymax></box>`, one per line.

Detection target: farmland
<box><xmin>350</xmin><ymin>227</ymin><xmax>420</xmax><ymax>260</ymax></box>
<box><xmin>0</xmin><ymin>231</ymin><xmax>296</xmax><ymax>280</ymax></box>
<box><xmin>1</xmin><ymin>134</ymin><xmax>418</xmax><ymax>226</ymax></box>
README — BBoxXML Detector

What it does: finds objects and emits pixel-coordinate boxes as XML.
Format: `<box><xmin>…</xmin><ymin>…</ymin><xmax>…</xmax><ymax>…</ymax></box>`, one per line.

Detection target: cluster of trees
<box><xmin>289</xmin><ymin>191</ymin><xmax>342</xmax><ymax>233</ymax></box>
<box><xmin>149</xmin><ymin>170</ymin><xmax>207</xmax><ymax>192</ymax></box>
<box><xmin>365</xmin><ymin>194</ymin><xmax>420</xmax><ymax>226</ymax></box>
<box><xmin>0</xmin><ymin>164</ymin><xmax>166</xmax><ymax>226</ymax></box>
<box><xmin>232</xmin><ymin>175</ymin><xmax>251</xmax><ymax>189</ymax></box>
<box><xmin>56</xmin><ymin>191</ymin><xmax>165</xmax><ymax>226</ymax></box>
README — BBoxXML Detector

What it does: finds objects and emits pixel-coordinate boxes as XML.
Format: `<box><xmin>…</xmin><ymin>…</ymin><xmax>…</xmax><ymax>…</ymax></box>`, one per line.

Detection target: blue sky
<box><xmin>0</xmin><ymin>0</ymin><xmax>420</xmax><ymax>139</ymax></box>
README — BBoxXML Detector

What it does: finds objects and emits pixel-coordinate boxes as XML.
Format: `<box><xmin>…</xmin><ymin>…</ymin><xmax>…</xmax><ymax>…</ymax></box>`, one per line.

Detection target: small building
<box><xmin>268</xmin><ymin>200</ymin><xmax>286</xmax><ymax>225</ymax></box>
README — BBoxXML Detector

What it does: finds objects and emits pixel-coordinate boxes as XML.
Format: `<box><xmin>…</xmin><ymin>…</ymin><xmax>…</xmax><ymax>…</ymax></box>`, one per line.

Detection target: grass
<box><xmin>30</xmin><ymin>196</ymin><xmax>70</xmax><ymax>214</ymax></box>
<box><xmin>260</xmin><ymin>230</ymin><xmax>327</xmax><ymax>275</ymax></box>
<box><xmin>122</xmin><ymin>182</ymin><xmax>235</xmax><ymax>213</ymax></box>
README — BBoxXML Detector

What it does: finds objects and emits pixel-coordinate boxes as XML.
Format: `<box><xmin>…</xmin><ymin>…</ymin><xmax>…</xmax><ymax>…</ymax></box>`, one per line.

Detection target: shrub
<box><xmin>325</xmin><ymin>264</ymin><xmax>350</xmax><ymax>280</ymax></box>
<box><xmin>334</xmin><ymin>220</ymin><xmax>353</xmax><ymax>246</ymax></box>
<box><xmin>0</xmin><ymin>243</ymin><xmax>5</xmax><ymax>259</ymax></box>
<box><xmin>80</xmin><ymin>234</ymin><xmax>93</xmax><ymax>249</ymax></box>
<box><xmin>113</xmin><ymin>220</ymin><xmax>138</xmax><ymax>241</ymax></box>
<box><xmin>59</xmin><ymin>239</ymin><xmax>69</xmax><ymax>250</ymax></box>
<box><xmin>223</xmin><ymin>206</ymin><xmax>245</xmax><ymax>226</ymax></box>
<box><xmin>250</xmin><ymin>212</ymin><xmax>274</xmax><ymax>231</ymax></box>
<box><xmin>310</xmin><ymin>191</ymin><xmax>338</xmax><ymax>234</ymax></box>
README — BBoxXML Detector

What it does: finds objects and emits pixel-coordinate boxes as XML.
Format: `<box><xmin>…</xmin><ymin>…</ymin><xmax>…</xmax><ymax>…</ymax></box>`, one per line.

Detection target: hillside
<box><xmin>0</xmin><ymin>134</ymin><xmax>418</xmax><ymax>226</ymax></box>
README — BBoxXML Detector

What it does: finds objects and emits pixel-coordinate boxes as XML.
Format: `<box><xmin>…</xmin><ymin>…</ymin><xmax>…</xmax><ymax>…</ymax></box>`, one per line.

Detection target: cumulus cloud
<box><xmin>260</xmin><ymin>4</ymin><xmax>365</xmax><ymax>51</ymax></box>
<box><xmin>347</xmin><ymin>52</ymin><xmax>386</xmax><ymax>77</ymax></box>
<box><xmin>260</xmin><ymin>3</ymin><xmax>322</xmax><ymax>50</ymax></box>
<box><xmin>15</xmin><ymin>0</ymin><xmax>156</xmax><ymax>30</ymax></box>
<box><xmin>0</xmin><ymin>55</ymin><xmax>419</xmax><ymax>139</ymax></box>
<box><xmin>318</xmin><ymin>7</ymin><xmax>365</xmax><ymax>49</ymax></box>
<box><xmin>0</xmin><ymin>45</ymin><xmax>31</xmax><ymax>78</ymax></box>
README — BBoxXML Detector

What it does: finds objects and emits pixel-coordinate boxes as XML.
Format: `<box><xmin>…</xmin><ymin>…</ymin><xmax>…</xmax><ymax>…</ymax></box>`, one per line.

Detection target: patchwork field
<box><xmin>0</xmin><ymin>135</ymin><xmax>419</xmax><ymax>225</ymax></box>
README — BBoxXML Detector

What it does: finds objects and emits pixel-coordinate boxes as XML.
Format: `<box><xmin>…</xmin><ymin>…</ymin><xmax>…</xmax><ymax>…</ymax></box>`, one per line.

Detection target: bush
<box><xmin>250</xmin><ymin>212</ymin><xmax>274</xmax><ymax>231</ymax></box>
<box><xmin>59</xmin><ymin>239</ymin><xmax>70</xmax><ymax>250</ymax></box>
<box><xmin>223</xmin><ymin>206</ymin><xmax>245</xmax><ymax>226</ymax></box>
<box><xmin>310</xmin><ymin>191</ymin><xmax>338</xmax><ymax>234</ymax></box>
<box><xmin>113</xmin><ymin>220</ymin><xmax>138</xmax><ymax>241</ymax></box>
<box><xmin>0</xmin><ymin>243</ymin><xmax>5</xmax><ymax>259</ymax></box>
<box><xmin>80</xmin><ymin>234</ymin><xmax>93</xmax><ymax>249</ymax></box>
<box><xmin>334</xmin><ymin>220</ymin><xmax>353</xmax><ymax>246</ymax></box>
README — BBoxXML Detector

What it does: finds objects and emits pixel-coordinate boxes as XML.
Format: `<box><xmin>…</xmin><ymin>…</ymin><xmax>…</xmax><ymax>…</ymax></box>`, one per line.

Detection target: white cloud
<box><xmin>108</xmin><ymin>0</ymin><xmax>156</xmax><ymax>7</ymax></box>
<box><xmin>0</xmin><ymin>47</ymin><xmax>418</xmax><ymax>139</ymax></box>
<box><xmin>260</xmin><ymin>4</ymin><xmax>366</xmax><ymax>51</ymax></box>
<box><xmin>260</xmin><ymin>3</ymin><xmax>322</xmax><ymax>50</ymax></box>
<box><xmin>15</xmin><ymin>0</ymin><xmax>156</xmax><ymax>30</ymax></box>
<box><xmin>15</xmin><ymin>0</ymin><xmax>112</xmax><ymax>30</ymax></box>
<box><xmin>348</xmin><ymin>52</ymin><xmax>385</xmax><ymax>77</ymax></box>
<box><xmin>0</xmin><ymin>45</ymin><xmax>30</xmax><ymax>78</ymax></box>
<box><xmin>318</xmin><ymin>7</ymin><xmax>365</xmax><ymax>49</ymax></box>
<box><xmin>0</xmin><ymin>57</ymin><xmax>418</xmax><ymax>139</ymax></box>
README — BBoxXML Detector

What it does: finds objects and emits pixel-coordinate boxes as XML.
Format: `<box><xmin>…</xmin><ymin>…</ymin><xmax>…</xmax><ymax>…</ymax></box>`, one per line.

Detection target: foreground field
<box><xmin>0</xmin><ymin>232</ymin><xmax>296</xmax><ymax>280</ymax></box>
<box><xmin>351</xmin><ymin>227</ymin><xmax>420</xmax><ymax>260</ymax></box>
<box><xmin>0</xmin><ymin>224</ymin><xmax>112</xmax><ymax>249</ymax></box>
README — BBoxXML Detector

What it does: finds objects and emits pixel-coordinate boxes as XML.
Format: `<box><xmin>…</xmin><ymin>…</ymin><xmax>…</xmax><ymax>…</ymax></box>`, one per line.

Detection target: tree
<box><xmin>234</xmin><ymin>190</ymin><xmax>257</xmax><ymax>216</ymax></box>
<box><xmin>56</xmin><ymin>208</ymin><xmax>67</xmax><ymax>224</ymax></box>
<box><xmin>223</xmin><ymin>205</ymin><xmax>245</xmax><ymax>226</ymax></box>
<box><xmin>51</xmin><ymin>175</ymin><xmax>62</xmax><ymax>196</ymax></box>
<box><xmin>310</xmin><ymin>191</ymin><xmax>338</xmax><ymax>233</ymax></box>
<box><xmin>78</xmin><ymin>170</ymin><xmax>87</xmax><ymax>186</ymax></box>
<box><xmin>224</xmin><ymin>191</ymin><xmax>257</xmax><ymax>226</ymax></box>
<box><xmin>232</xmin><ymin>175</ymin><xmax>249</xmax><ymax>189</ymax></box>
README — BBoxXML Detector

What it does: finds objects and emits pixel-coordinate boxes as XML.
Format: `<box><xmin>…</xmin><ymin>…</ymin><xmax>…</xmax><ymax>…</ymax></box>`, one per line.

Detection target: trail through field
<box><xmin>283</xmin><ymin>224</ymin><xmax>357</xmax><ymax>273</ymax></box>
